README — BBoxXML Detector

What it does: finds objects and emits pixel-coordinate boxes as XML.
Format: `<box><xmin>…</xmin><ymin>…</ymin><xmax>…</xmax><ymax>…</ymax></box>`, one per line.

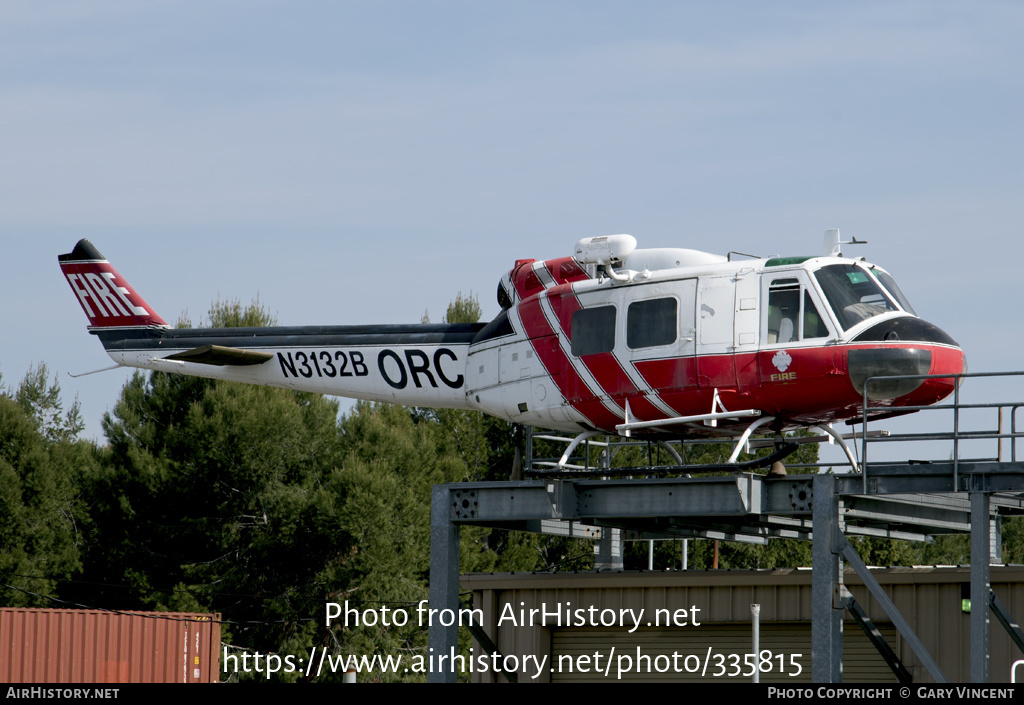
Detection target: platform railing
<box><xmin>860</xmin><ymin>370</ymin><xmax>1024</xmax><ymax>492</ymax></box>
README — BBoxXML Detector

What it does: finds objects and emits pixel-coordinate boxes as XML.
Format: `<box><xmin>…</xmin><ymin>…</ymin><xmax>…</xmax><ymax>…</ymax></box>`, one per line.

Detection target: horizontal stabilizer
<box><xmin>163</xmin><ymin>345</ymin><xmax>274</xmax><ymax>367</ymax></box>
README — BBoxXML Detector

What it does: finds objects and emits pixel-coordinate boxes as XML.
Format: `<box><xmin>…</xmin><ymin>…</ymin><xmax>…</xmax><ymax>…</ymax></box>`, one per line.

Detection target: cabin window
<box><xmin>627</xmin><ymin>297</ymin><xmax>677</xmax><ymax>349</ymax></box>
<box><xmin>571</xmin><ymin>306</ymin><xmax>616</xmax><ymax>356</ymax></box>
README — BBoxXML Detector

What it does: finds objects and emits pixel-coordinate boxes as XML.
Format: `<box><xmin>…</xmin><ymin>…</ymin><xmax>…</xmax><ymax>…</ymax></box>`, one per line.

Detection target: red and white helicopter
<box><xmin>60</xmin><ymin>231</ymin><xmax>964</xmax><ymax>471</ymax></box>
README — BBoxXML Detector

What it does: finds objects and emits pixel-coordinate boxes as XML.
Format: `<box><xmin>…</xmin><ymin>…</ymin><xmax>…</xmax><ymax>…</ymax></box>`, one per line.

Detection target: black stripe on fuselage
<box><xmin>94</xmin><ymin>323</ymin><xmax>487</xmax><ymax>351</ymax></box>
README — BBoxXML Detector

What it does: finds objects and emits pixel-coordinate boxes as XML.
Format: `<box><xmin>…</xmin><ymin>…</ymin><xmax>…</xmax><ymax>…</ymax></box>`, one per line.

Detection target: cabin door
<box><xmin>696</xmin><ymin>276</ymin><xmax>737</xmax><ymax>389</ymax></box>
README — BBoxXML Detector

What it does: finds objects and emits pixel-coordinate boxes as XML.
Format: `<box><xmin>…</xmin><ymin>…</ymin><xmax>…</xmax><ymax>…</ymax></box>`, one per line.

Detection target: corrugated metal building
<box><xmin>0</xmin><ymin>608</ymin><xmax>221</xmax><ymax>683</ymax></box>
<box><xmin>464</xmin><ymin>566</ymin><xmax>1024</xmax><ymax>683</ymax></box>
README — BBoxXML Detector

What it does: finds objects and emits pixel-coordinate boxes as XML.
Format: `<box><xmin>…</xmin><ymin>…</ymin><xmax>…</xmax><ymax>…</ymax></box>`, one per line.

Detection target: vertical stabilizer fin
<box><xmin>59</xmin><ymin>239</ymin><xmax>169</xmax><ymax>329</ymax></box>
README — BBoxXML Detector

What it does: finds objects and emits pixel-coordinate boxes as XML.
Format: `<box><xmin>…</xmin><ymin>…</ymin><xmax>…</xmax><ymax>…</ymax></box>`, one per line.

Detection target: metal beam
<box><xmin>461</xmin><ymin>600</ymin><xmax>517</xmax><ymax>684</ymax></box>
<box><xmin>990</xmin><ymin>590</ymin><xmax>1024</xmax><ymax>657</ymax></box>
<box><xmin>843</xmin><ymin>525</ymin><xmax>932</xmax><ymax>542</ymax></box>
<box><xmin>441</xmin><ymin>476</ymin><xmax>1024</xmax><ymax>550</ymax></box>
<box><xmin>839</xmin><ymin>588</ymin><xmax>912</xmax><ymax>684</ymax></box>
<box><xmin>428</xmin><ymin>485</ymin><xmax>461</xmax><ymax>683</ymax></box>
<box><xmin>838</xmin><ymin>533</ymin><xmax>947</xmax><ymax>683</ymax></box>
<box><xmin>843</xmin><ymin>496</ymin><xmax>972</xmax><ymax>533</ymax></box>
<box><xmin>577</xmin><ymin>477</ymin><xmax>757</xmax><ymax>517</ymax></box>
<box><xmin>811</xmin><ymin>474</ymin><xmax>843</xmax><ymax>683</ymax></box>
<box><xmin>971</xmin><ymin>490</ymin><xmax>991</xmax><ymax>682</ymax></box>
<box><xmin>594</xmin><ymin>527</ymin><xmax>623</xmax><ymax>571</ymax></box>
<box><xmin>841</xmin><ymin>462</ymin><xmax>1024</xmax><ymax>496</ymax></box>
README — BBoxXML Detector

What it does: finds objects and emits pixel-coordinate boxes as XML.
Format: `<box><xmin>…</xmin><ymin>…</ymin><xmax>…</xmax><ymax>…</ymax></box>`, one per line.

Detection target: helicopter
<box><xmin>59</xmin><ymin>231</ymin><xmax>965</xmax><ymax>471</ymax></box>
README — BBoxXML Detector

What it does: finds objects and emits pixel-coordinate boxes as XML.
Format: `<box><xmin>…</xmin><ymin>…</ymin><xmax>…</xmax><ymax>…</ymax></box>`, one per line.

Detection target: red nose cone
<box><xmin>918</xmin><ymin>344</ymin><xmax>966</xmax><ymax>404</ymax></box>
<box><xmin>853</xmin><ymin>343</ymin><xmax>963</xmax><ymax>407</ymax></box>
<box><xmin>847</xmin><ymin>316</ymin><xmax>964</xmax><ymax>407</ymax></box>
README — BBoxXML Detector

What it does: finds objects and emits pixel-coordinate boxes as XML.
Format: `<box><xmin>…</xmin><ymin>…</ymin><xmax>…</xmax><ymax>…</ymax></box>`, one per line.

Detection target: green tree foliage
<box><xmin>321</xmin><ymin>402</ymin><xmax>469</xmax><ymax>679</ymax></box>
<box><xmin>68</xmin><ymin>301</ymin><xmax>344</xmax><ymax>677</ymax></box>
<box><xmin>14</xmin><ymin>363</ymin><xmax>84</xmax><ymax>443</ymax></box>
<box><xmin>65</xmin><ymin>299</ymin><xmax>489</xmax><ymax>681</ymax></box>
<box><xmin>0</xmin><ymin>367</ymin><xmax>96</xmax><ymax>606</ymax></box>
<box><xmin>206</xmin><ymin>296</ymin><xmax>278</xmax><ymax>328</ymax></box>
<box><xmin>442</xmin><ymin>291</ymin><xmax>482</xmax><ymax>325</ymax></box>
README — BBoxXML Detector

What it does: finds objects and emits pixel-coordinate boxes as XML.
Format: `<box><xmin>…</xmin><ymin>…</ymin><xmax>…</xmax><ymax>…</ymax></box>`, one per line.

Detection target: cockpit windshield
<box><xmin>869</xmin><ymin>267</ymin><xmax>916</xmax><ymax>316</ymax></box>
<box><xmin>813</xmin><ymin>264</ymin><xmax>900</xmax><ymax>331</ymax></box>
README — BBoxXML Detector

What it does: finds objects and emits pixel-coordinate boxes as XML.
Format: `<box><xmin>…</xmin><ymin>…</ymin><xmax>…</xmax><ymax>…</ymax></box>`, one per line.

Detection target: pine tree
<box><xmin>0</xmin><ymin>367</ymin><xmax>96</xmax><ymax>606</ymax></box>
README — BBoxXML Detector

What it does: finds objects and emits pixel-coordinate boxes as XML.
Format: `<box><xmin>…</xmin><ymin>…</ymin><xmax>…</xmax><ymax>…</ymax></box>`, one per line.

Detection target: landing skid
<box><xmin>725</xmin><ymin>416</ymin><xmax>863</xmax><ymax>473</ymax></box>
<box><xmin>524</xmin><ymin>441</ymin><xmax>799</xmax><ymax>479</ymax></box>
<box><xmin>527</xmin><ymin>408</ymin><xmax>871</xmax><ymax>476</ymax></box>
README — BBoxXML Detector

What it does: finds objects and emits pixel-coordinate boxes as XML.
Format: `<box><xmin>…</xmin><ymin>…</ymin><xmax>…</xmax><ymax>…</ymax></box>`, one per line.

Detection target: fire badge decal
<box><xmin>770</xmin><ymin>350</ymin><xmax>796</xmax><ymax>382</ymax></box>
<box><xmin>772</xmin><ymin>350</ymin><xmax>793</xmax><ymax>372</ymax></box>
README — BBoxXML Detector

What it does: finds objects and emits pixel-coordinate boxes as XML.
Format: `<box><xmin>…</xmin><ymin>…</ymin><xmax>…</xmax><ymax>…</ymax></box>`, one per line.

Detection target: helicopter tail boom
<box><xmin>59</xmin><ymin>239</ymin><xmax>480</xmax><ymax>410</ymax></box>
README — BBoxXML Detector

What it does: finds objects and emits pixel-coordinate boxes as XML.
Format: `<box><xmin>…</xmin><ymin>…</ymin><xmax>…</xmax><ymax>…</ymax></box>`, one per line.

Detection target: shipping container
<box><xmin>0</xmin><ymin>608</ymin><xmax>220</xmax><ymax>683</ymax></box>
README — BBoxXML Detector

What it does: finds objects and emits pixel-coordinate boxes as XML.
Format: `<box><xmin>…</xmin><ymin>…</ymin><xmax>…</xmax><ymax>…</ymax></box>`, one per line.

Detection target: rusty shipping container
<box><xmin>0</xmin><ymin>608</ymin><xmax>220</xmax><ymax>683</ymax></box>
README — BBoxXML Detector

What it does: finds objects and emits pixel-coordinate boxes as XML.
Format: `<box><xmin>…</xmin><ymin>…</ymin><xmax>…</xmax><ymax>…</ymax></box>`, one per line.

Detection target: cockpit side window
<box><xmin>814</xmin><ymin>264</ymin><xmax>899</xmax><ymax>331</ymax></box>
<box><xmin>571</xmin><ymin>306</ymin><xmax>616</xmax><ymax>356</ymax></box>
<box><xmin>803</xmin><ymin>290</ymin><xmax>829</xmax><ymax>339</ymax></box>
<box><xmin>767</xmin><ymin>280</ymin><xmax>800</xmax><ymax>344</ymax></box>
<box><xmin>766</xmin><ymin>276</ymin><xmax>832</xmax><ymax>344</ymax></box>
<box><xmin>870</xmin><ymin>267</ymin><xmax>916</xmax><ymax>316</ymax></box>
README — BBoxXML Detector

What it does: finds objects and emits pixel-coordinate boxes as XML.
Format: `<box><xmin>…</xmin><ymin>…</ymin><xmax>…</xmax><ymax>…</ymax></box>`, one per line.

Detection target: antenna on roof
<box><xmin>821</xmin><ymin>228</ymin><xmax>867</xmax><ymax>258</ymax></box>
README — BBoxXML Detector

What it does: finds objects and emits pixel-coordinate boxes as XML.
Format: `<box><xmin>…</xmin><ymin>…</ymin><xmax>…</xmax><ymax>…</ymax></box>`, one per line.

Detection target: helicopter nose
<box><xmin>848</xmin><ymin>318</ymin><xmax>964</xmax><ymax>401</ymax></box>
<box><xmin>848</xmin><ymin>347</ymin><xmax>932</xmax><ymax>400</ymax></box>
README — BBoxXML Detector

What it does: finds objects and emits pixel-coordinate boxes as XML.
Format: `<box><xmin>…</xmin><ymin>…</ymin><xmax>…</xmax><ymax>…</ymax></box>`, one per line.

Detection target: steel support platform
<box><xmin>427</xmin><ymin>461</ymin><xmax>1024</xmax><ymax>683</ymax></box>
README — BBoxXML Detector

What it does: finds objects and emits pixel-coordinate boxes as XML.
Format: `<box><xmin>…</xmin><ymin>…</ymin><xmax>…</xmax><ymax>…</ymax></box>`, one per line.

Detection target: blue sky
<box><xmin>3</xmin><ymin>1</ymin><xmax>1023</xmax><ymax>460</ymax></box>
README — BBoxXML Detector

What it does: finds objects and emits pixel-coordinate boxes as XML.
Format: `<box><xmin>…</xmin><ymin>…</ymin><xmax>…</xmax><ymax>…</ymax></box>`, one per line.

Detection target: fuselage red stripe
<box><xmin>513</xmin><ymin>261</ymin><xmax>631</xmax><ymax>430</ymax></box>
<box><xmin>545</xmin><ymin>285</ymin><xmax>582</xmax><ymax>349</ymax></box>
<box><xmin>620</xmin><ymin>394</ymin><xmax>665</xmax><ymax>422</ymax></box>
<box><xmin>545</xmin><ymin>257</ymin><xmax>589</xmax><ymax>286</ymax></box>
<box><xmin>517</xmin><ymin>295</ymin><xmax>621</xmax><ymax>429</ymax></box>
<box><xmin>515</xmin><ymin>258</ymin><xmax>694</xmax><ymax>429</ymax></box>
<box><xmin>579</xmin><ymin>352</ymin><xmax>639</xmax><ymax>402</ymax></box>
<box><xmin>544</xmin><ymin>279</ymin><xmax>650</xmax><ymax>415</ymax></box>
